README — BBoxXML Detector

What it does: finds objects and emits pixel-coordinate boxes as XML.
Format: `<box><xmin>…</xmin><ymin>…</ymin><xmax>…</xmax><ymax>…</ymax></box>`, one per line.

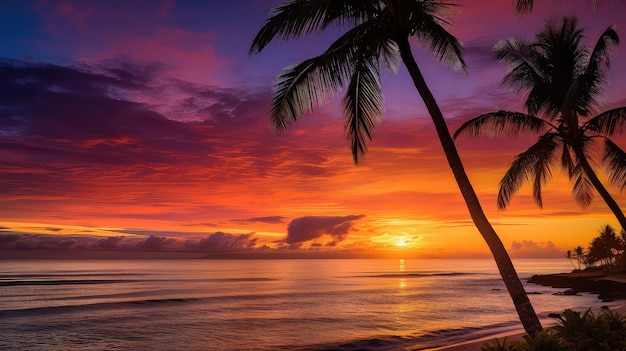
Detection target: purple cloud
<box><xmin>186</xmin><ymin>232</ymin><xmax>257</xmax><ymax>252</ymax></box>
<box><xmin>139</xmin><ymin>235</ymin><xmax>177</xmax><ymax>250</ymax></box>
<box><xmin>285</xmin><ymin>215</ymin><xmax>365</xmax><ymax>244</ymax></box>
<box><xmin>97</xmin><ymin>236</ymin><xmax>125</xmax><ymax>249</ymax></box>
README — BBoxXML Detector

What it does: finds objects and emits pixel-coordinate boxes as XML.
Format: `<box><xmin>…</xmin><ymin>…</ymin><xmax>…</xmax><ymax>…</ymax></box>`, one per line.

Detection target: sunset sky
<box><xmin>1</xmin><ymin>0</ymin><xmax>625</xmax><ymax>259</ymax></box>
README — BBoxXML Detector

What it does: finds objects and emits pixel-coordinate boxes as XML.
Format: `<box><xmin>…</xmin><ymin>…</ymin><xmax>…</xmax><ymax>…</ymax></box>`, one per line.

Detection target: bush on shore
<box><xmin>481</xmin><ymin>307</ymin><xmax>626</xmax><ymax>351</ymax></box>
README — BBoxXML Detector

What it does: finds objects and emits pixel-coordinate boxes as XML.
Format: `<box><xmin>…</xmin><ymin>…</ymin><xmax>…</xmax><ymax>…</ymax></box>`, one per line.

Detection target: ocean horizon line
<box><xmin>0</xmin><ymin>249</ymin><xmax>569</xmax><ymax>260</ymax></box>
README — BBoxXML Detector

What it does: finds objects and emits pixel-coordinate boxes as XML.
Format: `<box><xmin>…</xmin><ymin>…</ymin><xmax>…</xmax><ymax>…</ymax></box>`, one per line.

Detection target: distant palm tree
<box><xmin>574</xmin><ymin>245</ymin><xmax>585</xmax><ymax>270</ymax></box>
<box><xmin>455</xmin><ymin>17</ymin><xmax>626</xmax><ymax>231</ymax></box>
<box><xmin>589</xmin><ymin>224</ymin><xmax>622</xmax><ymax>268</ymax></box>
<box><xmin>251</xmin><ymin>0</ymin><xmax>541</xmax><ymax>334</ymax></box>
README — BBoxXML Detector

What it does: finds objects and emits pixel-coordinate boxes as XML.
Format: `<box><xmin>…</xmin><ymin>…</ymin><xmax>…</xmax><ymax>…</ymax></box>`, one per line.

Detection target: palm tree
<box><xmin>588</xmin><ymin>225</ymin><xmax>621</xmax><ymax>269</ymax></box>
<box><xmin>250</xmin><ymin>0</ymin><xmax>542</xmax><ymax>334</ymax></box>
<box><xmin>455</xmin><ymin>17</ymin><xmax>626</xmax><ymax>231</ymax></box>
<box><xmin>574</xmin><ymin>245</ymin><xmax>585</xmax><ymax>270</ymax></box>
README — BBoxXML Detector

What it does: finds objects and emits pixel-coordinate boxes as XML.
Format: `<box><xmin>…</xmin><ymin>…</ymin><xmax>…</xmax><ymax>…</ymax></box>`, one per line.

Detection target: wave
<box><xmin>0</xmin><ymin>273</ymin><xmax>146</xmax><ymax>279</ymax></box>
<box><xmin>0</xmin><ymin>297</ymin><xmax>201</xmax><ymax>317</ymax></box>
<box><xmin>0</xmin><ymin>288</ymin><xmax>359</xmax><ymax>317</ymax></box>
<box><xmin>0</xmin><ymin>279</ymin><xmax>133</xmax><ymax>286</ymax></box>
<box><xmin>0</xmin><ymin>276</ymin><xmax>277</xmax><ymax>287</ymax></box>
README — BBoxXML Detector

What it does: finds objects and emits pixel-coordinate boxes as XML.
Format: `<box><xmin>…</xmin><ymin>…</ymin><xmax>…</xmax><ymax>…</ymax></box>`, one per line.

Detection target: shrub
<box><xmin>481</xmin><ymin>337</ymin><xmax>521</xmax><ymax>351</ymax></box>
<box><xmin>482</xmin><ymin>307</ymin><xmax>626</xmax><ymax>351</ymax></box>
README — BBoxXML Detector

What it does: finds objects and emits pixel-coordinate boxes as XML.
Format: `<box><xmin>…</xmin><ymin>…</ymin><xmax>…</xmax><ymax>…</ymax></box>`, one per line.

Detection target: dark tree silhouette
<box><xmin>251</xmin><ymin>0</ymin><xmax>541</xmax><ymax>334</ymax></box>
<box><xmin>455</xmin><ymin>17</ymin><xmax>626</xmax><ymax>231</ymax></box>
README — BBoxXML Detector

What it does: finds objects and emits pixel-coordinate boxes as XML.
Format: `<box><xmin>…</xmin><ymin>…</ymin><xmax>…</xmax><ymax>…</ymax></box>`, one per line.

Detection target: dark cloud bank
<box><xmin>285</xmin><ymin>215</ymin><xmax>365</xmax><ymax>245</ymax></box>
<box><xmin>0</xmin><ymin>215</ymin><xmax>366</xmax><ymax>256</ymax></box>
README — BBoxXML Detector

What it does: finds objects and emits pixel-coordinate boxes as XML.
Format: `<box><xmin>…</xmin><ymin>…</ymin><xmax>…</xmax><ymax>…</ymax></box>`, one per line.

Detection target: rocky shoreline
<box><xmin>528</xmin><ymin>272</ymin><xmax>626</xmax><ymax>302</ymax></box>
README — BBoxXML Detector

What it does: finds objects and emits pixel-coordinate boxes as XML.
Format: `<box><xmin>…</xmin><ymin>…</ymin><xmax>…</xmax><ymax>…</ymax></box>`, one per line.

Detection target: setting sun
<box><xmin>395</xmin><ymin>237</ymin><xmax>410</xmax><ymax>247</ymax></box>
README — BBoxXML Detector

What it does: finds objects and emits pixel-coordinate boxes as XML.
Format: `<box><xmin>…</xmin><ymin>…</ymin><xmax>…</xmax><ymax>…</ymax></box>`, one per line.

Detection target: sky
<box><xmin>1</xmin><ymin>0</ymin><xmax>626</xmax><ymax>259</ymax></box>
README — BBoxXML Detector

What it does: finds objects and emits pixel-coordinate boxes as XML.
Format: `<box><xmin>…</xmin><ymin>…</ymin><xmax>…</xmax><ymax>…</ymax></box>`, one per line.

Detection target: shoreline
<box><xmin>421</xmin><ymin>272</ymin><xmax>626</xmax><ymax>351</ymax></box>
<box><xmin>528</xmin><ymin>272</ymin><xmax>626</xmax><ymax>302</ymax></box>
<box><xmin>427</xmin><ymin>303</ymin><xmax>626</xmax><ymax>351</ymax></box>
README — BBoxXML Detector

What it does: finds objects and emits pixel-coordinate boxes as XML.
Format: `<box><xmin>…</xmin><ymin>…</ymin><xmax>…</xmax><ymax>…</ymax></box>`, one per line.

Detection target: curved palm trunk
<box><xmin>397</xmin><ymin>37</ymin><xmax>543</xmax><ymax>335</ymax></box>
<box><xmin>574</xmin><ymin>147</ymin><xmax>626</xmax><ymax>231</ymax></box>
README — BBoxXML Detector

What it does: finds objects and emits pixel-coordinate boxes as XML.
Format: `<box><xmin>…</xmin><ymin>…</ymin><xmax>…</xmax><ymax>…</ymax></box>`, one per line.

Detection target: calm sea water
<box><xmin>0</xmin><ymin>259</ymin><xmax>617</xmax><ymax>350</ymax></box>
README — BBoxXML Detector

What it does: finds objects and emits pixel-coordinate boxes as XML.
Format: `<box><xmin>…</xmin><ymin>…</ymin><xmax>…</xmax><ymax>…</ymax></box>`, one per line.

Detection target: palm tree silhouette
<box><xmin>250</xmin><ymin>0</ymin><xmax>541</xmax><ymax>334</ymax></box>
<box><xmin>455</xmin><ymin>17</ymin><xmax>626</xmax><ymax>231</ymax></box>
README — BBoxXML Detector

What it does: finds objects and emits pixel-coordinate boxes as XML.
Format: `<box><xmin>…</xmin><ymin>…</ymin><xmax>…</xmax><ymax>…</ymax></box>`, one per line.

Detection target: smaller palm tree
<box><xmin>454</xmin><ymin>17</ymin><xmax>626</xmax><ymax>230</ymax></box>
<box><xmin>574</xmin><ymin>246</ymin><xmax>585</xmax><ymax>270</ymax></box>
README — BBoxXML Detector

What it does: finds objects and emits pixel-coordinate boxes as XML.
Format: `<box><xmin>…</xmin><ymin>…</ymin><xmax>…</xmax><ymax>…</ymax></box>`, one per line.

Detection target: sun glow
<box><xmin>395</xmin><ymin>237</ymin><xmax>410</xmax><ymax>247</ymax></box>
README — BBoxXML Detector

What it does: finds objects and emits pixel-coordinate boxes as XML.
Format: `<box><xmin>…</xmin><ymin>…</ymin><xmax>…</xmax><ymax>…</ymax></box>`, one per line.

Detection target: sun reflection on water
<box><xmin>398</xmin><ymin>259</ymin><xmax>406</xmax><ymax>288</ymax></box>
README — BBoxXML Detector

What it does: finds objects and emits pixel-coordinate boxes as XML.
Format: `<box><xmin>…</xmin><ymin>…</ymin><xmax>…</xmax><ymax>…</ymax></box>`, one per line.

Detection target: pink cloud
<box><xmin>510</xmin><ymin>240</ymin><xmax>562</xmax><ymax>258</ymax></box>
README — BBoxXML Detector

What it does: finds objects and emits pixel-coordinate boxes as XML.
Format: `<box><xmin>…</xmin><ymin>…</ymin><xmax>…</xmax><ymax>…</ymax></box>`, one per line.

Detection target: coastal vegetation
<box><xmin>481</xmin><ymin>307</ymin><xmax>626</xmax><ymax>351</ymax></box>
<box><xmin>567</xmin><ymin>224</ymin><xmax>626</xmax><ymax>272</ymax></box>
<box><xmin>250</xmin><ymin>0</ymin><xmax>541</xmax><ymax>334</ymax></box>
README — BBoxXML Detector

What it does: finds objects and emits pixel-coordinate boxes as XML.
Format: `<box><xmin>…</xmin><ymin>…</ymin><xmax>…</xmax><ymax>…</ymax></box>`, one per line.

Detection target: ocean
<box><xmin>0</xmin><ymin>258</ymin><xmax>618</xmax><ymax>350</ymax></box>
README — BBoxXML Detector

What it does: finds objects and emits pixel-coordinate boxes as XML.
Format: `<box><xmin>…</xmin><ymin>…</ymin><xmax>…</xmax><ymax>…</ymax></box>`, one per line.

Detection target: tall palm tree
<box><xmin>454</xmin><ymin>17</ymin><xmax>626</xmax><ymax>231</ymax></box>
<box><xmin>250</xmin><ymin>0</ymin><xmax>542</xmax><ymax>334</ymax></box>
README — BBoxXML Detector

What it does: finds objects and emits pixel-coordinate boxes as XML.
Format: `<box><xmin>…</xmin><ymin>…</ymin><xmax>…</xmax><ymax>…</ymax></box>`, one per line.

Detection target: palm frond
<box><xmin>380</xmin><ymin>39</ymin><xmax>401</xmax><ymax>73</ymax></box>
<box><xmin>495</xmin><ymin>39</ymin><xmax>548</xmax><ymax>115</ymax></box>
<box><xmin>579</xmin><ymin>25</ymin><xmax>619</xmax><ymax>115</ymax></box>
<box><xmin>603</xmin><ymin>139</ymin><xmax>626</xmax><ymax>190</ymax></box>
<box><xmin>584</xmin><ymin>107</ymin><xmax>626</xmax><ymax>136</ymax></box>
<box><xmin>531</xmin><ymin>136</ymin><xmax>561</xmax><ymax>208</ymax></box>
<box><xmin>454</xmin><ymin>110</ymin><xmax>549</xmax><ymax>140</ymax></box>
<box><xmin>249</xmin><ymin>0</ymin><xmax>376</xmax><ymax>54</ymax></box>
<box><xmin>270</xmin><ymin>57</ymin><xmax>348</xmax><ymax>132</ymax></box>
<box><xmin>342</xmin><ymin>54</ymin><xmax>383</xmax><ymax>163</ymax></box>
<box><xmin>570</xmin><ymin>162</ymin><xmax>594</xmax><ymax>208</ymax></box>
<box><xmin>514</xmin><ymin>0</ymin><xmax>533</xmax><ymax>14</ymax></box>
<box><xmin>498</xmin><ymin>134</ymin><xmax>560</xmax><ymax>209</ymax></box>
<box><xmin>408</xmin><ymin>1</ymin><xmax>466</xmax><ymax>71</ymax></box>
<box><xmin>269</xmin><ymin>20</ymin><xmax>382</xmax><ymax>131</ymax></box>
